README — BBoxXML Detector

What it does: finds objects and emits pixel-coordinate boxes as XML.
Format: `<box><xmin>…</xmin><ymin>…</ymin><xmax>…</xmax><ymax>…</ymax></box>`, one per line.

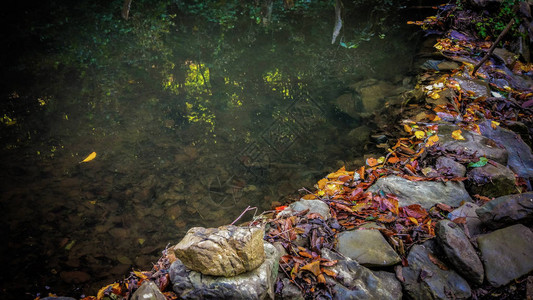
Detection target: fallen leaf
<box><xmin>467</xmin><ymin>157</ymin><xmax>488</xmax><ymax>168</ymax></box>
<box><xmin>80</xmin><ymin>151</ymin><xmax>97</xmax><ymax>163</ymax></box>
<box><xmin>451</xmin><ymin>130</ymin><xmax>465</xmax><ymax>140</ymax></box>
<box><xmin>425</xmin><ymin>135</ymin><xmax>439</xmax><ymax>147</ymax></box>
<box><xmin>388</xmin><ymin>156</ymin><xmax>400</xmax><ymax>164</ymax></box>
<box><xmin>366</xmin><ymin>157</ymin><xmax>378</xmax><ymax>167</ymax></box>
<box><xmin>491</xmin><ymin>120</ymin><xmax>500</xmax><ymax>129</ymax></box>
<box><xmin>428</xmin><ymin>253</ymin><xmax>448</xmax><ymax>270</ymax></box>
<box><xmin>300</xmin><ymin>260</ymin><xmax>321</xmax><ymax>276</ymax></box>
<box><xmin>414</xmin><ymin>130</ymin><xmax>426</xmax><ymax>139</ymax></box>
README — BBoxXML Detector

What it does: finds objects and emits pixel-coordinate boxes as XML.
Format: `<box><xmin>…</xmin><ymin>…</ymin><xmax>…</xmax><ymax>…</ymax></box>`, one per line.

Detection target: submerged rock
<box><xmin>170</xmin><ymin>242</ymin><xmax>279</xmax><ymax>300</ymax></box>
<box><xmin>368</xmin><ymin>175</ymin><xmax>472</xmax><ymax>209</ymax></box>
<box><xmin>278</xmin><ymin>199</ymin><xmax>331</xmax><ymax>220</ymax></box>
<box><xmin>172</xmin><ymin>225</ymin><xmax>265</xmax><ymax>277</ymax></box>
<box><xmin>476</xmin><ymin>192</ymin><xmax>533</xmax><ymax>229</ymax></box>
<box><xmin>477</xmin><ymin>224</ymin><xmax>533</xmax><ymax>287</ymax></box>
<box><xmin>321</xmin><ymin>248</ymin><xmax>402</xmax><ymax>300</ymax></box>
<box><xmin>336</xmin><ymin>229</ymin><xmax>400</xmax><ymax>267</ymax></box>
<box><xmin>400</xmin><ymin>244</ymin><xmax>471</xmax><ymax>299</ymax></box>
<box><xmin>436</xmin><ymin>220</ymin><xmax>484</xmax><ymax>285</ymax></box>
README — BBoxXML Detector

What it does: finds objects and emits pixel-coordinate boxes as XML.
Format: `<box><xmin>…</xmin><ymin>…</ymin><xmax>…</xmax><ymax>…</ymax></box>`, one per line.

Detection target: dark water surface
<box><xmin>0</xmin><ymin>1</ymin><xmax>426</xmax><ymax>298</ymax></box>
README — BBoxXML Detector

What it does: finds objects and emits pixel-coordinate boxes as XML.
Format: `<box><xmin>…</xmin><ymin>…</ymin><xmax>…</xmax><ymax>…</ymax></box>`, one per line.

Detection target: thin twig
<box><xmin>472</xmin><ymin>17</ymin><xmax>516</xmax><ymax>76</ymax></box>
<box><xmin>231</xmin><ymin>205</ymin><xmax>257</xmax><ymax>225</ymax></box>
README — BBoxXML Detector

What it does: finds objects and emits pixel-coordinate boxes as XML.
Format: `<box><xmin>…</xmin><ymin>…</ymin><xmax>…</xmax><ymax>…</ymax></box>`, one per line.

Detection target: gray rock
<box><xmin>448</xmin><ymin>203</ymin><xmax>483</xmax><ymax>237</ymax></box>
<box><xmin>368</xmin><ymin>175</ymin><xmax>472</xmax><ymax>209</ymax></box>
<box><xmin>279</xmin><ymin>278</ymin><xmax>304</xmax><ymax>300</ymax></box>
<box><xmin>452</xmin><ymin>76</ymin><xmax>491</xmax><ymax>97</ymax></box>
<box><xmin>131</xmin><ymin>281</ymin><xmax>166</xmax><ymax>300</ymax></box>
<box><xmin>278</xmin><ymin>199</ymin><xmax>331</xmax><ymax>220</ymax></box>
<box><xmin>337</xmin><ymin>229</ymin><xmax>401</xmax><ymax>267</ymax></box>
<box><xmin>466</xmin><ymin>161</ymin><xmax>517</xmax><ymax>198</ymax></box>
<box><xmin>479</xmin><ymin>120</ymin><xmax>533</xmax><ymax>179</ymax></box>
<box><xmin>170</xmin><ymin>242</ymin><xmax>280</xmax><ymax>300</ymax></box>
<box><xmin>477</xmin><ymin>224</ymin><xmax>533</xmax><ymax>287</ymax></box>
<box><xmin>476</xmin><ymin>192</ymin><xmax>533</xmax><ymax>229</ymax></box>
<box><xmin>173</xmin><ymin>225</ymin><xmax>265</xmax><ymax>277</ymax></box>
<box><xmin>436</xmin><ymin>220</ymin><xmax>484</xmax><ymax>285</ymax></box>
<box><xmin>493</xmin><ymin>48</ymin><xmax>517</xmax><ymax>67</ymax></box>
<box><xmin>437</xmin><ymin>125</ymin><xmax>508</xmax><ymax>165</ymax></box>
<box><xmin>401</xmin><ymin>244</ymin><xmax>471</xmax><ymax>299</ymax></box>
<box><xmin>321</xmin><ymin>248</ymin><xmax>401</xmax><ymax>300</ymax></box>
<box><xmin>436</xmin><ymin>156</ymin><xmax>467</xmax><ymax>177</ymax></box>
<box><xmin>373</xmin><ymin>271</ymin><xmax>403</xmax><ymax>299</ymax></box>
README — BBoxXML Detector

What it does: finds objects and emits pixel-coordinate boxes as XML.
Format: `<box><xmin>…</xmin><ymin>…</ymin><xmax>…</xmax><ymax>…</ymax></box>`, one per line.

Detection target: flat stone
<box><xmin>436</xmin><ymin>220</ymin><xmax>484</xmax><ymax>285</ymax></box>
<box><xmin>170</xmin><ymin>242</ymin><xmax>280</xmax><ymax>299</ymax></box>
<box><xmin>368</xmin><ymin>175</ymin><xmax>472</xmax><ymax>209</ymax></box>
<box><xmin>321</xmin><ymin>248</ymin><xmax>402</xmax><ymax>300</ymax></box>
<box><xmin>401</xmin><ymin>244</ymin><xmax>471</xmax><ymax>299</ymax></box>
<box><xmin>452</xmin><ymin>76</ymin><xmax>491</xmax><ymax>97</ymax></box>
<box><xmin>278</xmin><ymin>199</ymin><xmax>331</xmax><ymax>220</ymax></box>
<box><xmin>476</xmin><ymin>192</ymin><xmax>533</xmax><ymax>229</ymax></box>
<box><xmin>337</xmin><ymin>229</ymin><xmax>400</xmax><ymax>267</ymax></box>
<box><xmin>479</xmin><ymin>120</ymin><xmax>533</xmax><ymax>179</ymax></box>
<box><xmin>477</xmin><ymin>224</ymin><xmax>533</xmax><ymax>287</ymax></box>
<box><xmin>437</xmin><ymin>125</ymin><xmax>508</xmax><ymax>165</ymax></box>
<box><xmin>131</xmin><ymin>281</ymin><xmax>166</xmax><ymax>300</ymax></box>
<box><xmin>466</xmin><ymin>160</ymin><xmax>517</xmax><ymax>198</ymax></box>
<box><xmin>449</xmin><ymin>202</ymin><xmax>483</xmax><ymax>237</ymax></box>
<box><xmin>173</xmin><ymin>225</ymin><xmax>265</xmax><ymax>277</ymax></box>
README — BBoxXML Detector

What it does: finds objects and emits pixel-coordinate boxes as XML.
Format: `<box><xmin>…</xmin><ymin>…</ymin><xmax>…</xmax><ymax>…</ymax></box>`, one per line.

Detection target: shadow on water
<box><xmin>0</xmin><ymin>0</ymin><xmax>429</xmax><ymax>298</ymax></box>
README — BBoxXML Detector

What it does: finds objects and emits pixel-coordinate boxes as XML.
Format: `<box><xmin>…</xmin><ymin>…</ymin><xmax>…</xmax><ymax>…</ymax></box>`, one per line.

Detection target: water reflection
<box><xmin>0</xmin><ymin>1</ymin><xmax>420</xmax><ymax>298</ymax></box>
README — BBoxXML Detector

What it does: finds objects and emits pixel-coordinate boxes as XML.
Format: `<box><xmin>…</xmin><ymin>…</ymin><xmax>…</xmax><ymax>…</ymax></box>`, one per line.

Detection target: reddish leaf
<box><xmin>401</xmin><ymin>204</ymin><xmax>428</xmax><ymax>219</ymax></box>
<box><xmin>300</xmin><ymin>260</ymin><xmax>321</xmax><ymax>276</ymax></box>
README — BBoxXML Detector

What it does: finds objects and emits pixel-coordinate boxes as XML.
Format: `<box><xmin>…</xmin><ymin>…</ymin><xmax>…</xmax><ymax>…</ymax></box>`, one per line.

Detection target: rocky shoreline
<box><xmin>40</xmin><ymin>3</ymin><xmax>533</xmax><ymax>300</ymax></box>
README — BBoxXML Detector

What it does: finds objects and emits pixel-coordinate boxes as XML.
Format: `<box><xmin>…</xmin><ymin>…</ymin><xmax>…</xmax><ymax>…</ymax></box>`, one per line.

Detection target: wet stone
<box><xmin>479</xmin><ymin>120</ymin><xmax>533</xmax><ymax>180</ymax></box>
<box><xmin>436</xmin><ymin>220</ymin><xmax>484</xmax><ymax>285</ymax></box>
<box><xmin>368</xmin><ymin>175</ymin><xmax>472</xmax><ymax>209</ymax></box>
<box><xmin>476</xmin><ymin>192</ymin><xmax>533</xmax><ymax>229</ymax></box>
<box><xmin>279</xmin><ymin>278</ymin><xmax>304</xmax><ymax>300</ymax></box>
<box><xmin>448</xmin><ymin>202</ymin><xmax>483</xmax><ymax>237</ymax></box>
<box><xmin>436</xmin><ymin>156</ymin><xmax>466</xmax><ymax>177</ymax></box>
<box><xmin>336</xmin><ymin>229</ymin><xmax>400</xmax><ymax>267</ymax></box>
<box><xmin>437</xmin><ymin>125</ymin><xmax>508</xmax><ymax>165</ymax></box>
<box><xmin>278</xmin><ymin>199</ymin><xmax>331</xmax><ymax>220</ymax></box>
<box><xmin>131</xmin><ymin>281</ymin><xmax>166</xmax><ymax>300</ymax></box>
<box><xmin>477</xmin><ymin>224</ymin><xmax>533</xmax><ymax>287</ymax></box>
<box><xmin>172</xmin><ymin>225</ymin><xmax>265</xmax><ymax>277</ymax></box>
<box><xmin>466</xmin><ymin>160</ymin><xmax>517</xmax><ymax>198</ymax></box>
<box><xmin>401</xmin><ymin>244</ymin><xmax>471</xmax><ymax>299</ymax></box>
<box><xmin>321</xmin><ymin>248</ymin><xmax>401</xmax><ymax>300</ymax></box>
<box><xmin>170</xmin><ymin>242</ymin><xmax>279</xmax><ymax>300</ymax></box>
<box><xmin>452</xmin><ymin>76</ymin><xmax>491</xmax><ymax>98</ymax></box>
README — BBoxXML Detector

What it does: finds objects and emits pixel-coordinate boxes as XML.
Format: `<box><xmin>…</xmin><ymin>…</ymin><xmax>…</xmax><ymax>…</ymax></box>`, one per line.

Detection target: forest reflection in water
<box><xmin>0</xmin><ymin>1</ymin><xmax>424</xmax><ymax>297</ymax></box>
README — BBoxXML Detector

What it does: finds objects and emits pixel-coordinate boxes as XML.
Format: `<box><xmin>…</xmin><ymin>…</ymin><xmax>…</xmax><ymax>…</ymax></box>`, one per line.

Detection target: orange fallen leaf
<box><xmin>300</xmin><ymin>260</ymin><xmax>321</xmax><ymax>276</ymax></box>
<box><xmin>425</xmin><ymin>135</ymin><xmax>439</xmax><ymax>147</ymax></box>
<box><xmin>366</xmin><ymin>157</ymin><xmax>378</xmax><ymax>167</ymax></box>
<box><xmin>387</xmin><ymin>156</ymin><xmax>400</xmax><ymax>164</ymax></box>
<box><xmin>428</xmin><ymin>252</ymin><xmax>448</xmax><ymax>270</ymax></box>
<box><xmin>81</xmin><ymin>151</ymin><xmax>97</xmax><ymax>163</ymax></box>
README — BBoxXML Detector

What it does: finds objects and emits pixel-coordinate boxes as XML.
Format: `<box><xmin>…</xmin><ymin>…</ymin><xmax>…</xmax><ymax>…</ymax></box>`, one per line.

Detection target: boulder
<box><xmin>321</xmin><ymin>248</ymin><xmax>402</xmax><ymax>300</ymax></box>
<box><xmin>349</xmin><ymin>79</ymin><xmax>402</xmax><ymax>113</ymax></box>
<box><xmin>435</xmin><ymin>156</ymin><xmax>466</xmax><ymax>177</ymax></box>
<box><xmin>278</xmin><ymin>199</ymin><xmax>331</xmax><ymax>220</ymax></box>
<box><xmin>437</xmin><ymin>125</ymin><xmax>508</xmax><ymax>165</ymax></box>
<box><xmin>452</xmin><ymin>76</ymin><xmax>491</xmax><ymax>97</ymax></box>
<box><xmin>335</xmin><ymin>93</ymin><xmax>359</xmax><ymax>119</ymax></box>
<box><xmin>173</xmin><ymin>225</ymin><xmax>265</xmax><ymax>277</ymax></box>
<box><xmin>131</xmin><ymin>281</ymin><xmax>166</xmax><ymax>300</ymax></box>
<box><xmin>477</xmin><ymin>224</ymin><xmax>533</xmax><ymax>287</ymax></box>
<box><xmin>448</xmin><ymin>202</ymin><xmax>483</xmax><ymax>237</ymax></box>
<box><xmin>476</xmin><ymin>192</ymin><xmax>533</xmax><ymax>229</ymax></box>
<box><xmin>436</xmin><ymin>220</ymin><xmax>484</xmax><ymax>285</ymax></box>
<box><xmin>400</xmin><ymin>244</ymin><xmax>471</xmax><ymax>299</ymax></box>
<box><xmin>337</xmin><ymin>229</ymin><xmax>401</xmax><ymax>267</ymax></box>
<box><xmin>466</xmin><ymin>161</ymin><xmax>517</xmax><ymax>198</ymax></box>
<box><xmin>478</xmin><ymin>120</ymin><xmax>533</xmax><ymax>180</ymax></box>
<box><xmin>368</xmin><ymin>175</ymin><xmax>472</xmax><ymax>209</ymax></box>
<box><xmin>170</xmin><ymin>242</ymin><xmax>280</xmax><ymax>299</ymax></box>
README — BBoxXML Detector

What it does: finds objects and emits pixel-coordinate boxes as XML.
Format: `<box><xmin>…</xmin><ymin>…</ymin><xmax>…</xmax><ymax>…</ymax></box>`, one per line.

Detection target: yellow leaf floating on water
<box><xmin>80</xmin><ymin>151</ymin><xmax>97</xmax><ymax>163</ymax></box>
<box><xmin>451</xmin><ymin>130</ymin><xmax>465</xmax><ymax>140</ymax></box>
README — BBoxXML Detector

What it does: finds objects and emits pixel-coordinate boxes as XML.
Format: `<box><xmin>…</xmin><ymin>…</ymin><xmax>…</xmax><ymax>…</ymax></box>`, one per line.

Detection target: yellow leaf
<box><xmin>317</xmin><ymin>178</ymin><xmax>328</xmax><ymax>190</ymax></box>
<box><xmin>425</xmin><ymin>135</ymin><xmax>439</xmax><ymax>147</ymax></box>
<box><xmin>80</xmin><ymin>152</ymin><xmax>97</xmax><ymax>163</ymax></box>
<box><xmin>451</xmin><ymin>130</ymin><xmax>465</xmax><ymax>140</ymax></box>
<box><xmin>403</xmin><ymin>124</ymin><xmax>412</xmax><ymax>133</ymax></box>
<box><xmin>414</xmin><ymin>130</ymin><xmax>426</xmax><ymax>139</ymax></box>
<box><xmin>491</xmin><ymin>121</ymin><xmax>500</xmax><ymax>129</ymax></box>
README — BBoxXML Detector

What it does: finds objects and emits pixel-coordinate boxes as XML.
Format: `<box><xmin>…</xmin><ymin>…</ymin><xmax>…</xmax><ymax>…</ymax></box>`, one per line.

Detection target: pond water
<box><xmin>0</xmin><ymin>1</ymin><xmax>428</xmax><ymax>298</ymax></box>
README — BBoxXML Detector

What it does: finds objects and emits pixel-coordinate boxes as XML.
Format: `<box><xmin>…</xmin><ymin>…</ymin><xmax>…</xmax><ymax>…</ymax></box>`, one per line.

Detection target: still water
<box><xmin>0</xmin><ymin>1</ymin><xmax>424</xmax><ymax>298</ymax></box>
